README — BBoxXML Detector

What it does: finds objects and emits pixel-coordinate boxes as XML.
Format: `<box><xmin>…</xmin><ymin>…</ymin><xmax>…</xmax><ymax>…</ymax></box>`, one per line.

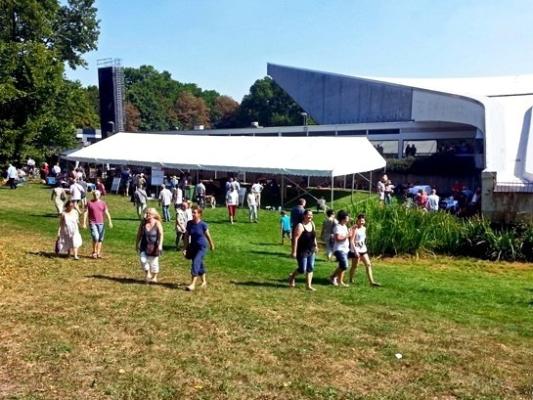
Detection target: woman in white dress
<box><xmin>56</xmin><ymin>200</ymin><xmax>83</xmax><ymax>259</ymax></box>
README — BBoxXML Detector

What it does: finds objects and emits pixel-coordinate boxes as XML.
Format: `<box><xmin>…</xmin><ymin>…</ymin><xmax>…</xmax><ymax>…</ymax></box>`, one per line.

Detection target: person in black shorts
<box><xmin>349</xmin><ymin>214</ymin><xmax>380</xmax><ymax>287</ymax></box>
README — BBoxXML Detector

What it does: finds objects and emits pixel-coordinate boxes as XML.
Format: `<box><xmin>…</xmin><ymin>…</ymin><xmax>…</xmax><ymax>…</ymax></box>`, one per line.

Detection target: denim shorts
<box><xmin>297</xmin><ymin>252</ymin><xmax>315</xmax><ymax>273</ymax></box>
<box><xmin>334</xmin><ymin>250</ymin><xmax>350</xmax><ymax>270</ymax></box>
<box><xmin>90</xmin><ymin>223</ymin><xmax>105</xmax><ymax>242</ymax></box>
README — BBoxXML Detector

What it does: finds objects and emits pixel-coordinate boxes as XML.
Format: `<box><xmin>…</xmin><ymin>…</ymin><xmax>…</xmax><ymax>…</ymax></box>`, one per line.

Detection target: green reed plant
<box><xmin>349</xmin><ymin>200</ymin><xmax>533</xmax><ymax>261</ymax></box>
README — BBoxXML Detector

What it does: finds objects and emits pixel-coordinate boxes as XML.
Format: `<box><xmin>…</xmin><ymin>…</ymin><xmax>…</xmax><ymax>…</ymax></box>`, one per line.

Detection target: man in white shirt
<box><xmin>27</xmin><ymin>158</ymin><xmax>36</xmax><ymax>174</ymax></box>
<box><xmin>175</xmin><ymin>202</ymin><xmax>188</xmax><ymax>250</ymax></box>
<box><xmin>69</xmin><ymin>178</ymin><xmax>85</xmax><ymax>212</ymax></box>
<box><xmin>195</xmin><ymin>181</ymin><xmax>206</xmax><ymax>207</ymax></box>
<box><xmin>52</xmin><ymin>163</ymin><xmax>61</xmax><ymax>177</ymax></box>
<box><xmin>158</xmin><ymin>184</ymin><xmax>173</xmax><ymax>222</ymax></box>
<box><xmin>251</xmin><ymin>181</ymin><xmax>263</xmax><ymax>208</ymax></box>
<box><xmin>6</xmin><ymin>163</ymin><xmax>18</xmax><ymax>189</ymax></box>
<box><xmin>427</xmin><ymin>189</ymin><xmax>440</xmax><ymax>212</ymax></box>
<box><xmin>247</xmin><ymin>190</ymin><xmax>258</xmax><ymax>223</ymax></box>
<box><xmin>172</xmin><ymin>186</ymin><xmax>183</xmax><ymax>213</ymax></box>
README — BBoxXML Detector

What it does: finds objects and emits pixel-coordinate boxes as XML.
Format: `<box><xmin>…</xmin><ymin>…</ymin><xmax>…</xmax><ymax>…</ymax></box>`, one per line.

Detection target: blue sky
<box><xmin>67</xmin><ymin>0</ymin><xmax>533</xmax><ymax>102</ymax></box>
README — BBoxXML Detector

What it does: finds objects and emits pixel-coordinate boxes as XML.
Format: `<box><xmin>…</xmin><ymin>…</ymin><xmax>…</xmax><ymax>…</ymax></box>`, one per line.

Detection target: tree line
<box><xmin>0</xmin><ymin>0</ymin><xmax>305</xmax><ymax>166</ymax></box>
<box><xmin>119</xmin><ymin>66</ymin><xmax>306</xmax><ymax>132</ymax></box>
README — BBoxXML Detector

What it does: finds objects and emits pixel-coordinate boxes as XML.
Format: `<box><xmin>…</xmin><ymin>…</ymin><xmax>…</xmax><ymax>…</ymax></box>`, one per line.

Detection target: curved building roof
<box><xmin>268</xmin><ymin>63</ymin><xmax>533</xmax><ymax>187</ymax></box>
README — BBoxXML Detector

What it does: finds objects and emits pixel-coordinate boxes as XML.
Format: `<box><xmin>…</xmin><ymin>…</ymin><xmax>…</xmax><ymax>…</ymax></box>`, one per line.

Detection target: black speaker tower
<box><xmin>98</xmin><ymin>59</ymin><xmax>125</xmax><ymax>138</ymax></box>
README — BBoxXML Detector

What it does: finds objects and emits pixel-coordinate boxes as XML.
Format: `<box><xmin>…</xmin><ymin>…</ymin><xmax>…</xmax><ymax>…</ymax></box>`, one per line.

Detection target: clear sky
<box><xmin>66</xmin><ymin>0</ymin><xmax>533</xmax><ymax>102</ymax></box>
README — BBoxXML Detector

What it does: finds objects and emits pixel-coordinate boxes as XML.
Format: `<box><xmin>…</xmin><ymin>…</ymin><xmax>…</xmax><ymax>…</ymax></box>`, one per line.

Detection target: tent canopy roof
<box><xmin>64</xmin><ymin>132</ymin><xmax>386</xmax><ymax>177</ymax></box>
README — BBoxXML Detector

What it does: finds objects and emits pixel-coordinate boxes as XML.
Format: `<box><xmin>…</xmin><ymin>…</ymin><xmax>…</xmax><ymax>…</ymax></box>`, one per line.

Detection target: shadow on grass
<box><xmin>27</xmin><ymin>251</ymin><xmax>98</xmax><ymax>260</ymax></box>
<box><xmin>204</xmin><ymin>220</ymin><xmax>236</xmax><ymax>225</ymax></box>
<box><xmin>231</xmin><ymin>276</ymin><xmax>338</xmax><ymax>289</ymax></box>
<box><xmin>231</xmin><ymin>280</ymin><xmax>288</xmax><ymax>289</ymax></box>
<box><xmin>274</xmin><ymin>276</ymin><xmax>338</xmax><ymax>287</ymax></box>
<box><xmin>111</xmin><ymin>217</ymin><xmax>142</xmax><ymax>222</ymax></box>
<box><xmin>88</xmin><ymin>274</ymin><xmax>178</xmax><ymax>289</ymax></box>
<box><xmin>253</xmin><ymin>242</ymin><xmax>281</xmax><ymax>247</ymax></box>
<box><xmin>30</xmin><ymin>213</ymin><xmax>59</xmax><ymax>218</ymax></box>
<box><xmin>250</xmin><ymin>250</ymin><xmax>291</xmax><ymax>258</ymax></box>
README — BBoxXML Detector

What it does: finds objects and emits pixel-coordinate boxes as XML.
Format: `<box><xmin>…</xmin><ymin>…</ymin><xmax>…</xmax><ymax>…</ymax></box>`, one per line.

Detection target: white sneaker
<box><xmin>330</xmin><ymin>277</ymin><xmax>338</xmax><ymax>286</ymax></box>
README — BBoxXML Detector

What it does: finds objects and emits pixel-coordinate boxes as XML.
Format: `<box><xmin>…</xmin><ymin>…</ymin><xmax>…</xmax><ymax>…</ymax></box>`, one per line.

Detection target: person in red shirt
<box><xmin>40</xmin><ymin>163</ymin><xmax>49</xmax><ymax>180</ymax></box>
<box><xmin>451</xmin><ymin>181</ymin><xmax>462</xmax><ymax>195</ymax></box>
<box><xmin>415</xmin><ymin>189</ymin><xmax>428</xmax><ymax>210</ymax></box>
<box><xmin>83</xmin><ymin>190</ymin><xmax>113</xmax><ymax>258</ymax></box>
<box><xmin>96</xmin><ymin>178</ymin><xmax>107</xmax><ymax>196</ymax></box>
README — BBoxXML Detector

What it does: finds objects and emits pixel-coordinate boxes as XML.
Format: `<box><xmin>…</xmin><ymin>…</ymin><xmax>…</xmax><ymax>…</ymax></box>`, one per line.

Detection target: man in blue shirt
<box><xmin>290</xmin><ymin>198</ymin><xmax>306</xmax><ymax>230</ymax></box>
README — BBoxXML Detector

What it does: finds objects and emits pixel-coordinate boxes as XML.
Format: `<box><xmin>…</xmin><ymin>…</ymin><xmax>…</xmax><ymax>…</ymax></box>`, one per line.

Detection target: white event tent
<box><xmin>65</xmin><ymin>132</ymin><xmax>386</xmax><ymax>205</ymax></box>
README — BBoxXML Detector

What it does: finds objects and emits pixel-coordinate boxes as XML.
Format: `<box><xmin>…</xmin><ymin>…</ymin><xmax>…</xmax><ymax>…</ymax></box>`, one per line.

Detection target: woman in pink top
<box><xmin>83</xmin><ymin>190</ymin><xmax>113</xmax><ymax>258</ymax></box>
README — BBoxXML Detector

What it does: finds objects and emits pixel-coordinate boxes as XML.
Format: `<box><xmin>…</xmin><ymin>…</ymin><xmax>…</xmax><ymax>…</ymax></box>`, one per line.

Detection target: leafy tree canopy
<box><xmin>0</xmin><ymin>0</ymin><xmax>100</xmax><ymax>165</ymax></box>
<box><xmin>124</xmin><ymin>65</ymin><xmax>231</xmax><ymax>131</ymax></box>
<box><xmin>237</xmin><ymin>77</ymin><xmax>305</xmax><ymax>128</ymax></box>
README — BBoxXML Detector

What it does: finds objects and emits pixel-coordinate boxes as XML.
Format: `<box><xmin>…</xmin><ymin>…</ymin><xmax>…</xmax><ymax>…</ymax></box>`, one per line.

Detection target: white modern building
<box><xmin>266</xmin><ymin>64</ymin><xmax>533</xmax><ymax>222</ymax></box>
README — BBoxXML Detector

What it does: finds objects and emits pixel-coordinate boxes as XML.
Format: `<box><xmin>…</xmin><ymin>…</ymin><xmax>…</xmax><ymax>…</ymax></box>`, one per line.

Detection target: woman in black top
<box><xmin>289</xmin><ymin>209</ymin><xmax>318</xmax><ymax>291</ymax></box>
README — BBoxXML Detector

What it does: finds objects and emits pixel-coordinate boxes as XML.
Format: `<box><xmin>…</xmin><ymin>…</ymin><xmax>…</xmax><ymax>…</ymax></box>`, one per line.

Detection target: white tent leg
<box><xmin>330</xmin><ymin>173</ymin><xmax>334</xmax><ymax>209</ymax></box>
<box><xmin>281</xmin><ymin>174</ymin><xmax>285</xmax><ymax>209</ymax></box>
<box><xmin>351</xmin><ymin>173</ymin><xmax>355</xmax><ymax>202</ymax></box>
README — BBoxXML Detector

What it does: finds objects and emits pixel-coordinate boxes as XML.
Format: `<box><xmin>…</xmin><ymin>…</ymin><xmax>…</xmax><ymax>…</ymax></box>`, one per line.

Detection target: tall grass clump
<box><xmin>348</xmin><ymin>199</ymin><xmax>533</xmax><ymax>261</ymax></box>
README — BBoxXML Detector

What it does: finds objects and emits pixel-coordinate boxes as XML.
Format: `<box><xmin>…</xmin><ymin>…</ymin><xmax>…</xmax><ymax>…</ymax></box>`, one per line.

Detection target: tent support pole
<box><xmin>330</xmin><ymin>173</ymin><xmax>334</xmax><ymax>209</ymax></box>
<box><xmin>281</xmin><ymin>174</ymin><xmax>285</xmax><ymax>209</ymax></box>
<box><xmin>351</xmin><ymin>173</ymin><xmax>355</xmax><ymax>203</ymax></box>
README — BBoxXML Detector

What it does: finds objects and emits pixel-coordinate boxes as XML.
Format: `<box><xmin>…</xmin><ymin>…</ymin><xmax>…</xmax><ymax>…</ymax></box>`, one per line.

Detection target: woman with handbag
<box><xmin>135</xmin><ymin>208</ymin><xmax>164</xmax><ymax>283</ymax></box>
<box><xmin>183</xmin><ymin>206</ymin><xmax>215</xmax><ymax>291</ymax></box>
<box><xmin>289</xmin><ymin>209</ymin><xmax>318</xmax><ymax>291</ymax></box>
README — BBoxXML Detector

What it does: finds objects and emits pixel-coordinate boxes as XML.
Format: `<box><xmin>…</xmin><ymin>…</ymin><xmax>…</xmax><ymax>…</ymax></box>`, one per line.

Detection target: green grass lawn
<box><xmin>0</xmin><ymin>183</ymin><xmax>532</xmax><ymax>399</ymax></box>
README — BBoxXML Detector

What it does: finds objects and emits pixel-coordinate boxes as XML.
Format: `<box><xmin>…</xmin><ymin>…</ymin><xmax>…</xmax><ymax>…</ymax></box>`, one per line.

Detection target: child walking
<box><xmin>349</xmin><ymin>214</ymin><xmax>381</xmax><ymax>287</ymax></box>
<box><xmin>279</xmin><ymin>210</ymin><xmax>291</xmax><ymax>244</ymax></box>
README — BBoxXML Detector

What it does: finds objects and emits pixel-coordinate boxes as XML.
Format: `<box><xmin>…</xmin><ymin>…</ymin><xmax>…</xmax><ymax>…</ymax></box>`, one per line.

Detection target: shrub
<box><xmin>348</xmin><ymin>200</ymin><xmax>533</xmax><ymax>262</ymax></box>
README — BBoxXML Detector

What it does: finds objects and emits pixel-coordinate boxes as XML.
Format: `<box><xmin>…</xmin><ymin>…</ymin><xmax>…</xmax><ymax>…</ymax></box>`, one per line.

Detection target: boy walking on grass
<box><xmin>280</xmin><ymin>211</ymin><xmax>291</xmax><ymax>244</ymax></box>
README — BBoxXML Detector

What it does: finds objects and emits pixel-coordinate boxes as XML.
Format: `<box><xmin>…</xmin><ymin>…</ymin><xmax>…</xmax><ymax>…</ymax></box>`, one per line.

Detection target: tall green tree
<box><xmin>0</xmin><ymin>0</ymin><xmax>100</xmax><ymax>164</ymax></box>
<box><xmin>124</xmin><ymin>66</ymin><xmax>179</xmax><ymax>131</ymax></box>
<box><xmin>237</xmin><ymin>77</ymin><xmax>305</xmax><ymax>127</ymax></box>
<box><xmin>124</xmin><ymin>65</ymin><xmax>226</xmax><ymax>131</ymax></box>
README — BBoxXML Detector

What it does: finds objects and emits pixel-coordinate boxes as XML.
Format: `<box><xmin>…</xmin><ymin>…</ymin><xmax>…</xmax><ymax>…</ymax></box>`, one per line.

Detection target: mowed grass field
<box><xmin>0</xmin><ymin>184</ymin><xmax>532</xmax><ymax>400</ymax></box>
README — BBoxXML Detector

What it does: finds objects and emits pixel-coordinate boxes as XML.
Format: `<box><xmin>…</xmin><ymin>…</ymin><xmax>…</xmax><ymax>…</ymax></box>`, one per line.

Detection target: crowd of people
<box><xmin>286</xmin><ymin>198</ymin><xmax>381</xmax><ymax>291</ymax></box>
<box><xmin>43</xmin><ymin>161</ymin><xmax>386</xmax><ymax>292</ymax></box>
<box><xmin>375</xmin><ymin>174</ymin><xmax>481</xmax><ymax>216</ymax></box>
<box><xmin>4</xmin><ymin>157</ymin><xmax>489</xmax><ymax>293</ymax></box>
